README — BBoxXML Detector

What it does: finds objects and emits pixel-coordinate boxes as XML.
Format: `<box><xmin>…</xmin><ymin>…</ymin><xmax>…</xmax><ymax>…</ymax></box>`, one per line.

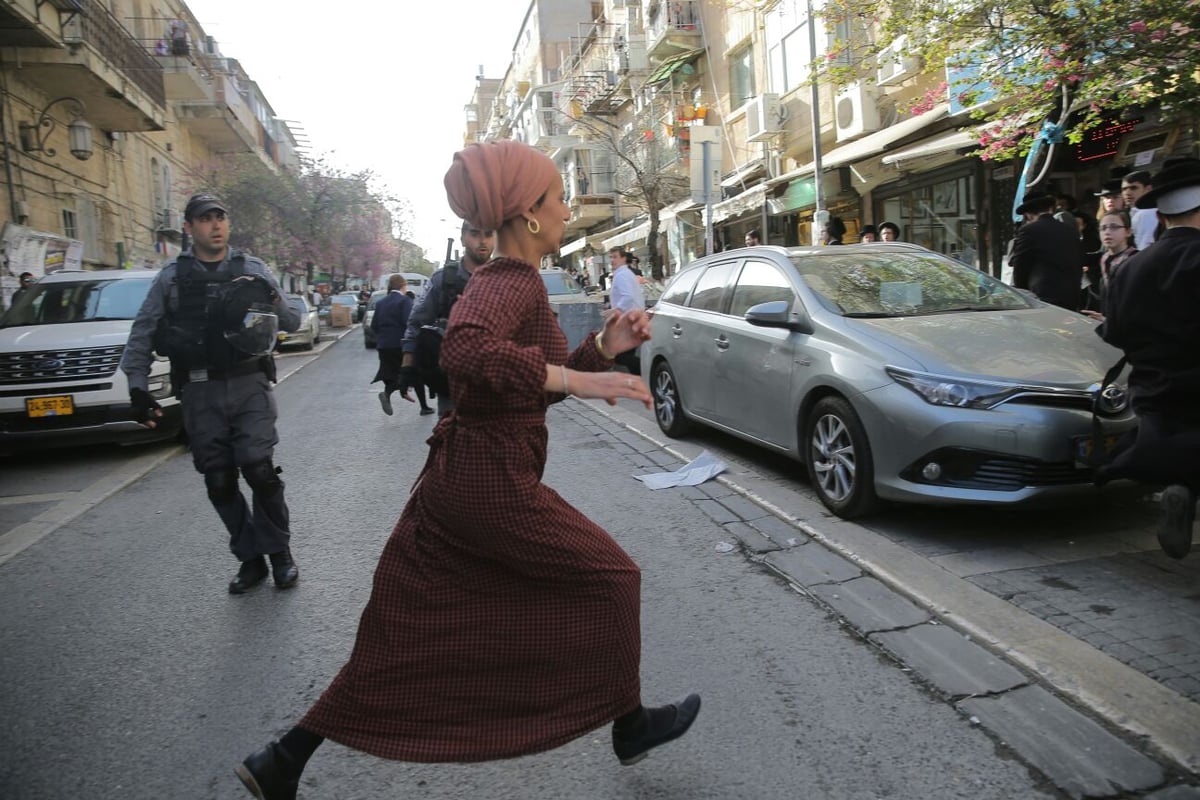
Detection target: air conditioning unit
<box><xmin>204</xmin><ymin>36</ymin><xmax>220</xmax><ymax>56</ymax></box>
<box><xmin>877</xmin><ymin>35</ymin><xmax>919</xmax><ymax>86</ymax></box>
<box><xmin>834</xmin><ymin>81</ymin><xmax>881</xmax><ymax>142</ymax></box>
<box><xmin>745</xmin><ymin>93</ymin><xmax>783</xmax><ymax>142</ymax></box>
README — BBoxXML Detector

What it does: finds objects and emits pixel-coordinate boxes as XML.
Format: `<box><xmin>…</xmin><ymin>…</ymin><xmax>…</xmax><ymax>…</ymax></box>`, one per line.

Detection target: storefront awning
<box><xmin>881</xmin><ymin>129</ymin><xmax>978</xmax><ymax>165</ymax></box>
<box><xmin>601</xmin><ymin>219</ymin><xmax>650</xmax><ymax>250</ymax></box>
<box><xmin>720</xmin><ymin>159</ymin><xmax>765</xmax><ymax>189</ymax></box>
<box><xmin>710</xmin><ymin>183</ymin><xmax>769</xmax><ymax>224</ymax></box>
<box><xmin>559</xmin><ymin>234</ymin><xmax>608</xmax><ymax>256</ymax></box>
<box><xmin>646</xmin><ymin>49</ymin><xmax>705</xmax><ymax>85</ymax></box>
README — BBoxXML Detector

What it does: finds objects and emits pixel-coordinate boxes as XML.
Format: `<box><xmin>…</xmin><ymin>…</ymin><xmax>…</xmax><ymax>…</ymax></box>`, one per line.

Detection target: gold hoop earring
<box><xmin>527</xmin><ymin>218</ymin><xmax>541</xmax><ymax>235</ymax></box>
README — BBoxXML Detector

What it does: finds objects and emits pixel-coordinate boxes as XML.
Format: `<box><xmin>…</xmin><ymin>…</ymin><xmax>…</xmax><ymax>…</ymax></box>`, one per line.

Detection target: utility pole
<box><xmin>807</xmin><ymin>0</ymin><xmax>826</xmax><ymax>246</ymax></box>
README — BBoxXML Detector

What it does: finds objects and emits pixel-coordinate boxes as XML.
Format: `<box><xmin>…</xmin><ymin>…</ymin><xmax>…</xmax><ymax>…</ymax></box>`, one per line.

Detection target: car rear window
<box><xmin>1</xmin><ymin>277</ymin><xmax>153</xmax><ymax>327</ymax></box>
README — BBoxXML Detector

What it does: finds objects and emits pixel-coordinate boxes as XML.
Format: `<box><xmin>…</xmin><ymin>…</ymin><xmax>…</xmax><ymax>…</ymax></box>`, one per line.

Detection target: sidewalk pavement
<box><xmin>550</xmin><ymin>397</ymin><xmax>1200</xmax><ymax>799</ymax></box>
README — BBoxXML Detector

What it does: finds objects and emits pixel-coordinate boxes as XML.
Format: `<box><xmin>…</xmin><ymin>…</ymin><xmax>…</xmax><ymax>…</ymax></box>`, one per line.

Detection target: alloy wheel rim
<box><xmin>654</xmin><ymin>369</ymin><xmax>677</xmax><ymax>429</ymax></box>
<box><xmin>811</xmin><ymin>413</ymin><xmax>856</xmax><ymax>502</ymax></box>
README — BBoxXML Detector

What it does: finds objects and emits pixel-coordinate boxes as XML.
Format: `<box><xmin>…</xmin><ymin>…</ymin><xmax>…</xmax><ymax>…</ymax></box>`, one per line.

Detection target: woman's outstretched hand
<box><xmin>600</xmin><ymin>308</ymin><xmax>652</xmax><ymax>356</ymax></box>
<box><xmin>570</xmin><ymin>369</ymin><xmax>652</xmax><ymax>409</ymax></box>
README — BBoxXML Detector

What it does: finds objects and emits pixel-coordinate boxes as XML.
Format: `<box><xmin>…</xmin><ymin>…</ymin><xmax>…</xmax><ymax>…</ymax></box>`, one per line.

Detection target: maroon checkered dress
<box><xmin>300</xmin><ymin>257</ymin><xmax>642</xmax><ymax>761</ymax></box>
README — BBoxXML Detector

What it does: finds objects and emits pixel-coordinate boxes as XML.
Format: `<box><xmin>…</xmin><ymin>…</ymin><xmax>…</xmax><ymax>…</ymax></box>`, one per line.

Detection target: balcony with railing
<box><xmin>0</xmin><ymin>0</ymin><xmax>66</xmax><ymax>48</ymax></box>
<box><xmin>12</xmin><ymin>3</ymin><xmax>165</xmax><ymax>131</ymax></box>
<box><xmin>176</xmin><ymin>73</ymin><xmax>258</xmax><ymax>153</ymax></box>
<box><xmin>154</xmin><ymin>40</ymin><xmax>216</xmax><ymax>104</ymax></box>
<box><xmin>645</xmin><ymin>0</ymin><xmax>702</xmax><ymax>60</ymax></box>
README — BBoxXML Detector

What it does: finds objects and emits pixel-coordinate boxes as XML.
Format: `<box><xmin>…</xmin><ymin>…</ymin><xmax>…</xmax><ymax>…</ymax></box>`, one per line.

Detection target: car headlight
<box><xmin>886</xmin><ymin>367</ymin><xmax>1023</xmax><ymax>409</ymax></box>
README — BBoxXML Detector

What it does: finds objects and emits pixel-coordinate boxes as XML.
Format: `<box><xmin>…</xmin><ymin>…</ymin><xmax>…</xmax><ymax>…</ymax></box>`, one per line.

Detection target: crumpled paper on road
<box><xmin>633</xmin><ymin>449</ymin><xmax>728</xmax><ymax>490</ymax></box>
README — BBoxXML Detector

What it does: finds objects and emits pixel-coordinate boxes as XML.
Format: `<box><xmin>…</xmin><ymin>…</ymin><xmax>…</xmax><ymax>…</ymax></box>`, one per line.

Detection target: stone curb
<box><xmin>563</xmin><ymin>397</ymin><xmax>1200</xmax><ymax>796</ymax></box>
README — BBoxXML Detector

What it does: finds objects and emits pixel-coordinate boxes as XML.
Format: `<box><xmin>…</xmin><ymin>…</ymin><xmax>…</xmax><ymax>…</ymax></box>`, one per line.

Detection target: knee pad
<box><xmin>241</xmin><ymin>460</ymin><xmax>283</xmax><ymax>497</ymax></box>
<box><xmin>204</xmin><ymin>468</ymin><xmax>240</xmax><ymax>504</ymax></box>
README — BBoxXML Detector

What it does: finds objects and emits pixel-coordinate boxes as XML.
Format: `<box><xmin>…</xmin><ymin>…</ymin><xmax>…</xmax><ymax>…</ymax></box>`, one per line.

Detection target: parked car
<box><xmin>641</xmin><ymin>243</ymin><xmax>1135</xmax><ymax>519</ymax></box>
<box><xmin>362</xmin><ymin>289</ymin><xmax>387</xmax><ymax>349</ymax></box>
<box><xmin>276</xmin><ymin>294</ymin><xmax>321</xmax><ymax>350</ymax></box>
<box><xmin>540</xmin><ymin>268</ymin><xmax>602</xmax><ymax>305</ymax></box>
<box><xmin>323</xmin><ymin>292</ymin><xmax>360</xmax><ymax>326</ymax></box>
<box><xmin>0</xmin><ymin>269</ymin><xmax>182</xmax><ymax>452</ymax></box>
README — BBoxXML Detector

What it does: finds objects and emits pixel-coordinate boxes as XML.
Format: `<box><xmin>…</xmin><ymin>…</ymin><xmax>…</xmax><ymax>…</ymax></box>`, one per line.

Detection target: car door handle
<box><xmin>715</xmin><ymin>335</ymin><xmax>729</xmax><ymax>351</ymax></box>
<box><xmin>671</xmin><ymin>324</ymin><xmax>683</xmax><ymax>338</ymax></box>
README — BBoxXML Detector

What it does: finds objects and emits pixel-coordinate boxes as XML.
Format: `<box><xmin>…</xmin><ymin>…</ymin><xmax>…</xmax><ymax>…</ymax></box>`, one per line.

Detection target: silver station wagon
<box><xmin>641</xmin><ymin>244</ymin><xmax>1135</xmax><ymax>519</ymax></box>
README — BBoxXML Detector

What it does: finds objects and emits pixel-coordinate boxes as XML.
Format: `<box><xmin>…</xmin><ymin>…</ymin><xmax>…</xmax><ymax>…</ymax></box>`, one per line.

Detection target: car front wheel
<box><xmin>803</xmin><ymin>396</ymin><xmax>878</xmax><ymax>519</ymax></box>
<box><xmin>651</xmin><ymin>359</ymin><xmax>691</xmax><ymax>438</ymax></box>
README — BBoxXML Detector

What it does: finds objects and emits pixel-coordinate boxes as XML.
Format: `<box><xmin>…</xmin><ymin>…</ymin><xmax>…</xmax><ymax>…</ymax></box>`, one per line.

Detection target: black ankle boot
<box><xmin>612</xmin><ymin>694</ymin><xmax>701</xmax><ymax>765</ymax></box>
<box><xmin>235</xmin><ymin>740</ymin><xmax>300</xmax><ymax>799</ymax></box>
<box><xmin>269</xmin><ymin>549</ymin><xmax>299</xmax><ymax>589</ymax></box>
<box><xmin>229</xmin><ymin>556</ymin><xmax>269</xmax><ymax>594</ymax></box>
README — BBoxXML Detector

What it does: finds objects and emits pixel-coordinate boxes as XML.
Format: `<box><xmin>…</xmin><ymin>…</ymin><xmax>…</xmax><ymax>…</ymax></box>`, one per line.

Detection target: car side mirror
<box><xmin>745</xmin><ymin>300</ymin><xmax>813</xmax><ymax>334</ymax></box>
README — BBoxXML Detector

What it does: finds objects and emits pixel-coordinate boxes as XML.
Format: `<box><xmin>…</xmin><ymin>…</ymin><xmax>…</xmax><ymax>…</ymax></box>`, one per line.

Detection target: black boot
<box><xmin>269</xmin><ymin>549</ymin><xmax>299</xmax><ymax>589</ymax></box>
<box><xmin>229</xmin><ymin>556</ymin><xmax>269</xmax><ymax>594</ymax></box>
<box><xmin>235</xmin><ymin>740</ymin><xmax>299</xmax><ymax>800</ymax></box>
<box><xmin>612</xmin><ymin>694</ymin><xmax>701</xmax><ymax>765</ymax></box>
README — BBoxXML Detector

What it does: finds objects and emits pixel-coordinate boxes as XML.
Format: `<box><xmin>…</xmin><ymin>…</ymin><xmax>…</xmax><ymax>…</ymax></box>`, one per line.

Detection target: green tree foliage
<box><xmin>823</xmin><ymin>0</ymin><xmax>1200</xmax><ymax>161</ymax></box>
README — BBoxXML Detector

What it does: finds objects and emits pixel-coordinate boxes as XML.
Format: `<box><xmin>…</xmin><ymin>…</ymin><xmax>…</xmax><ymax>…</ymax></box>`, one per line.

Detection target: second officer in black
<box><xmin>121</xmin><ymin>193</ymin><xmax>302</xmax><ymax>593</ymax></box>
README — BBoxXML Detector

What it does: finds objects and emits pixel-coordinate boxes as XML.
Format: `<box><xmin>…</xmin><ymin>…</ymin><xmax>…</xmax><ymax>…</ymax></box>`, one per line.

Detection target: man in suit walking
<box><xmin>1009</xmin><ymin>191</ymin><xmax>1083</xmax><ymax>310</ymax></box>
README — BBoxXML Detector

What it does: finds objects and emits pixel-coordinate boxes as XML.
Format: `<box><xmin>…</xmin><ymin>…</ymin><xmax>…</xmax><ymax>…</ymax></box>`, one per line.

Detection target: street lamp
<box><xmin>18</xmin><ymin>97</ymin><xmax>94</xmax><ymax>161</ymax></box>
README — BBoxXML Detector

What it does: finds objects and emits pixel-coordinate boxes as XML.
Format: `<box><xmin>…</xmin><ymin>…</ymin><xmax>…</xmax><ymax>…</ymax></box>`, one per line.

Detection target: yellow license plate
<box><xmin>26</xmin><ymin>395</ymin><xmax>74</xmax><ymax>418</ymax></box>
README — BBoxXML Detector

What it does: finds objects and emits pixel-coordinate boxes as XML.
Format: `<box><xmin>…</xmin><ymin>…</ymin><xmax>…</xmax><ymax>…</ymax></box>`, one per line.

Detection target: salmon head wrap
<box><xmin>444</xmin><ymin>140</ymin><xmax>561</xmax><ymax>232</ymax></box>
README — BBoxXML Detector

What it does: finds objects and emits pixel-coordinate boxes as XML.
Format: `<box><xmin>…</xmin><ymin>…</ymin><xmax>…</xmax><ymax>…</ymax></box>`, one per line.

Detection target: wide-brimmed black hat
<box><xmin>1094</xmin><ymin>179</ymin><xmax>1123</xmax><ymax>197</ymax></box>
<box><xmin>1135</xmin><ymin>157</ymin><xmax>1200</xmax><ymax>212</ymax></box>
<box><xmin>1015</xmin><ymin>191</ymin><xmax>1055</xmax><ymax>215</ymax></box>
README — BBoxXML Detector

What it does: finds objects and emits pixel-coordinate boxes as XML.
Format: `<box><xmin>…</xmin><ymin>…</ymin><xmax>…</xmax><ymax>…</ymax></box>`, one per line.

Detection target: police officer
<box><xmin>398</xmin><ymin>220</ymin><xmax>495</xmax><ymax>417</ymax></box>
<box><xmin>121</xmin><ymin>193</ymin><xmax>303</xmax><ymax>593</ymax></box>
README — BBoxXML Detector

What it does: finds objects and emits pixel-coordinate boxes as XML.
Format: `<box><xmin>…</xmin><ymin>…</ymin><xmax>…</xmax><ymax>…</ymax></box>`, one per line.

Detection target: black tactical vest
<box><xmin>159</xmin><ymin>253</ymin><xmax>248</xmax><ymax>371</ymax></box>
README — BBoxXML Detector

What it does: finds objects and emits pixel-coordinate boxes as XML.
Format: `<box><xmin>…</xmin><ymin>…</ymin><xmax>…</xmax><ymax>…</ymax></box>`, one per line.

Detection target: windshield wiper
<box><xmin>843</xmin><ymin>311</ymin><xmax>900</xmax><ymax>318</ymax></box>
<box><xmin>930</xmin><ymin>305</ymin><xmax>1013</xmax><ymax>313</ymax></box>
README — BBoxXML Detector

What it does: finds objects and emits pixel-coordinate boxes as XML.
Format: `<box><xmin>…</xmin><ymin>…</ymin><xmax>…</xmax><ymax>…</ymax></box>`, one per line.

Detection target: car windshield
<box><xmin>789</xmin><ymin>251</ymin><xmax>1032</xmax><ymax>317</ymax></box>
<box><xmin>0</xmin><ymin>277</ymin><xmax>154</xmax><ymax>328</ymax></box>
<box><xmin>541</xmin><ymin>272</ymin><xmax>583</xmax><ymax>297</ymax></box>
<box><xmin>332</xmin><ymin>295</ymin><xmax>357</xmax><ymax>306</ymax></box>
<box><xmin>286</xmin><ymin>298</ymin><xmax>308</xmax><ymax>314</ymax></box>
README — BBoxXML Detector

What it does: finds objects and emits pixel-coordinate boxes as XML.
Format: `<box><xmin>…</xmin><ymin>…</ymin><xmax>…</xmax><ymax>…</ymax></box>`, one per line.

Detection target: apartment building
<box><xmin>0</xmin><ymin>0</ymin><xmax>299</xmax><ymax>307</ymax></box>
<box><xmin>469</xmin><ymin>0</ymin><xmax>1196</xmax><ymax>278</ymax></box>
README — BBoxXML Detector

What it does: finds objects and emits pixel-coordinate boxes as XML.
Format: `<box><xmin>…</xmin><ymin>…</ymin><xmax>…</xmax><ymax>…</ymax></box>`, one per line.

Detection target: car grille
<box><xmin>0</xmin><ymin>345</ymin><xmax>125</xmax><ymax>386</ymax></box>
<box><xmin>1005</xmin><ymin>393</ymin><xmax>1094</xmax><ymax>412</ymax></box>
<box><xmin>965</xmin><ymin>458</ymin><xmax>1093</xmax><ymax>490</ymax></box>
<box><xmin>902</xmin><ymin>447</ymin><xmax>1093</xmax><ymax>492</ymax></box>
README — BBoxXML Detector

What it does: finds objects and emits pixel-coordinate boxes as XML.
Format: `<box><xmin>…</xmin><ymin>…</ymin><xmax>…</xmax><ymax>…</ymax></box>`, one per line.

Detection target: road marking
<box><xmin>0</xmin><ymin>492</ymin><xmax>75</xmax><ymax>506</ymax></box>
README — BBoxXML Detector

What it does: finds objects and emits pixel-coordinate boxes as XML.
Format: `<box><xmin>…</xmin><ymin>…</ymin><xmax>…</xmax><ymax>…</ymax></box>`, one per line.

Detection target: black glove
<box><xmin>397</xmin><ymin>365</ymin><xmax>420</xmax><ymax>398</ymax></box>
<box><xmin>130</xmin><ymin>388</ymin><xmax>162</xmax><ymax>425</ymax></box>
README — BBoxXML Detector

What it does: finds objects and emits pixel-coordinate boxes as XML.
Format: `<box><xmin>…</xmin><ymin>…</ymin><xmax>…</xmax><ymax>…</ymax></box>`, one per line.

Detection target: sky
<box><xmin>186</xmin><ymin>0</ymin><xmax>533</xmax><ymax>262</ymax></box>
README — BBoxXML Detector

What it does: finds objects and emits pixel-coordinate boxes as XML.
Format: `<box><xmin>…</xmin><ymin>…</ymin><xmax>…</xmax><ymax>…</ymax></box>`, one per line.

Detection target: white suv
<box><xmin>0</xmin><ymin>269</ymin><xmax>181</xmax><ymax>453</ymax></box>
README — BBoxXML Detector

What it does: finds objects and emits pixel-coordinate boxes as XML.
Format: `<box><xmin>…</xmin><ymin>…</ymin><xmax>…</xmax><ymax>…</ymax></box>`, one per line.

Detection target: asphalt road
<box><xmin>0</xmin><ymin>327</ymin><xmax>1069</xmax><ymax>800</ymax></box>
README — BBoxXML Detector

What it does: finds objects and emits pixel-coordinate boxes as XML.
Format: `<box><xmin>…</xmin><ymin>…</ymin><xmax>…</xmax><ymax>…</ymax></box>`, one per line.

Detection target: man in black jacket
<box><xmin>1009</xmin><ymin>191</ymin><xmax>1083</xmax><ymax>310</ymax></box>
<box><xmin>1098</xmin><ymin>158</ymin><xmax>1200</xmax><ymax>558</ymax></box>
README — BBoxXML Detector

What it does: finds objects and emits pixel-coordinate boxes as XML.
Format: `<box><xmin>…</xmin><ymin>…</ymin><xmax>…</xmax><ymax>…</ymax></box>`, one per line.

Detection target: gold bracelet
<box><xmin>595</xmin><ymin>331</ymin><xmax>615</xmax><ymax>360</ymax></box>
<box><xmin>559</xmin><ymin>364</ymin><xmax>570</xmax><ymax>395</ymax></box>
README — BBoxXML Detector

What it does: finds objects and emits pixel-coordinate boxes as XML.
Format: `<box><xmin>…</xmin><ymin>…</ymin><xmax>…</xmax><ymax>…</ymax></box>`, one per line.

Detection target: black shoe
<box><xmin>378</xmin><ymin>391</ymin><xmax>393</xmax><ymax>416</ymax></box>
<box><xmin>1157</xmin><ymin>485</ymin><xmax>1195</xmax><ymax>559</ymax></box>
<box><xmin>420</xmin><ymin>407</ymin><xmax>435</xmax><ymax>416</ymax></box>
<box><xmin>269</xmin><ymin>549</ymin><xmax>299</xmax><ymax>589</ymax></box>
<box><xmin>235</xmin><ymin>740</ymin><xmax>299</xmax><ymax>800</ymax></box>
<box><xmin>229</xmin><ymin>556</ymin><xmax>269</xmax><ymax>594</ymax></box>
<box><xmin>612</xmin><ymin>694</ymin><xmax>701</xmax><ymax>766</ymax></box>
